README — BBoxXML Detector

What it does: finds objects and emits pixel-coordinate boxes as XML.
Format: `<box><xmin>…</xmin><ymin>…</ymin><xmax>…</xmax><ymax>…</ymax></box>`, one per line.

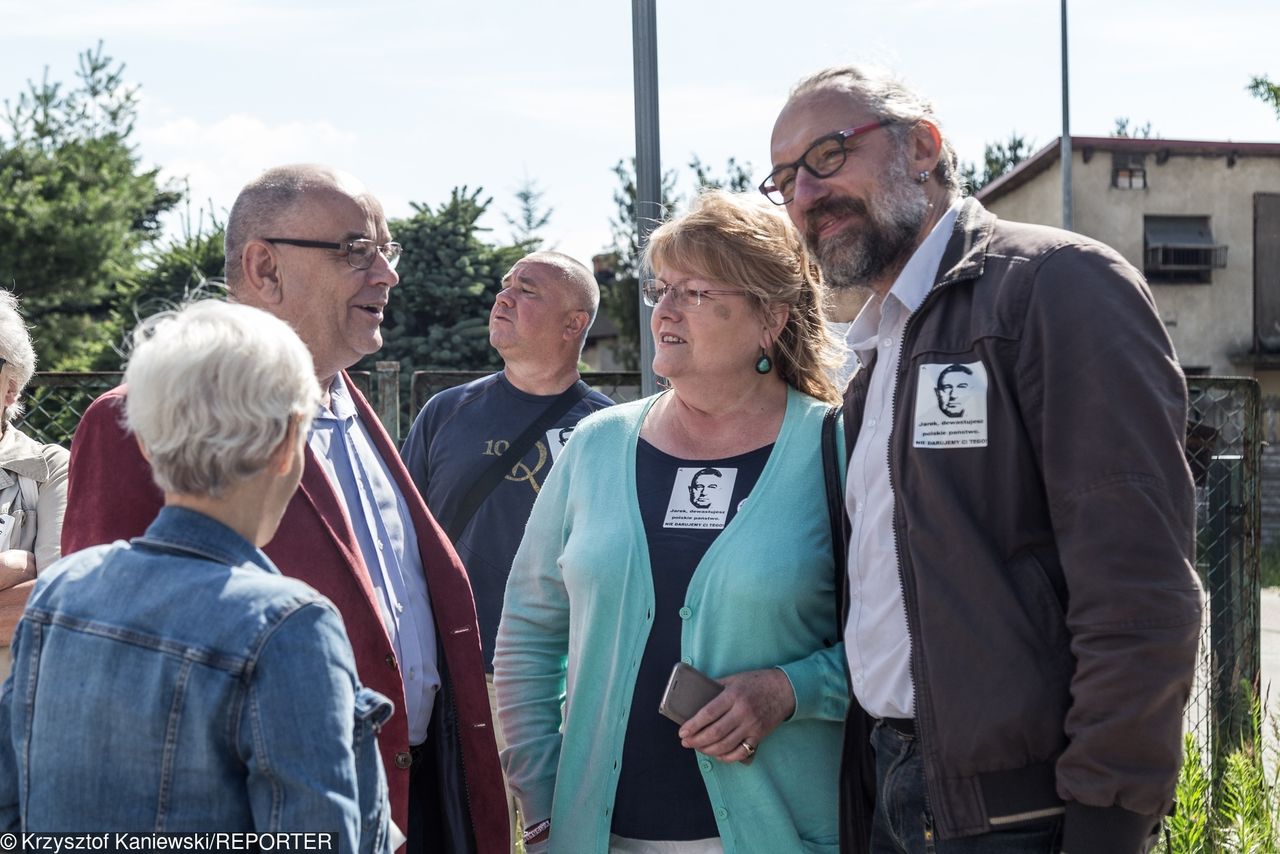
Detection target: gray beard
<box><xmin>810</xmin><ymin>161</ymin><xmax>930</xmax><ymax>291</ymax></box>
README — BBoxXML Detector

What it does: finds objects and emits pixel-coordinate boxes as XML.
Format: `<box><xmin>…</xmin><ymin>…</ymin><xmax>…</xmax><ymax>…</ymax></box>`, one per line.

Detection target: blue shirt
<box><xmin>0</xmin><ymin>507</ymin><xmax>392</xmax><ymax>853</ymax></box>
<box><xmin>310</xmin><ymin>374</ymin><xmax>439</xmax><ymax>744</ymax></box>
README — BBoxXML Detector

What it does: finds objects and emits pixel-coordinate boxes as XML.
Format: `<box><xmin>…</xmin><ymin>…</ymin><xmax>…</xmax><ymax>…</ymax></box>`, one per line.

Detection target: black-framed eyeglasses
<box><xmin>641</xmin><ymin>279</ymin><xmax>749</xmax><ymax>310</ymax></box>
<box><xmin>759</xmin><ymin>118</ymin><xmax>894</xmax><ymax>206</ymax></box>
<box><xmin>264</xmin><ymin>237</ymin><xmax>403</xmax><ymax>271</ymax></box>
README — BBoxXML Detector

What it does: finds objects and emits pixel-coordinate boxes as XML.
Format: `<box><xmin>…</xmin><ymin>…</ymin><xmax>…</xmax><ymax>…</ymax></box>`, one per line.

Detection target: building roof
<box><xmin>976</xmin><ymin>136</ymin><xmax>1280</xmax><ymax>205</ymax></box>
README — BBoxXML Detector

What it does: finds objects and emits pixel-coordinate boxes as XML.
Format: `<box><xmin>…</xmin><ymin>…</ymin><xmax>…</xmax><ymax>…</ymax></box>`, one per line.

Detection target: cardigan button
<box><xmin>678</xmin><ymin>606</ymin><xmax>692</xmax><ymax>619</ymax></box>
<box><xmin>386</xmin><ymin>653</ymin><xmax>397</xmax><ymax>670</ymax></box>
<box><xmin>394</xmin><ymin>751</ymin><xmax>412</xmax><ymax>769</ymax></box>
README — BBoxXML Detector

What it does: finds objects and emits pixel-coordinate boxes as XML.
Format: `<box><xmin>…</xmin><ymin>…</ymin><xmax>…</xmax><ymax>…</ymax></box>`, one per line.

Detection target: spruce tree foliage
<box><xmin>1247</xmin><ymin>76</ymin><xmax>1280</xmax><ymax>121</ymax></box>
<box><xmin>0</xmin><ymin>43</ymin><xmax>181</xmax><ymax>369</ymax></box>
<box><xmin>960</xmin><ymin>132</ymin><xmax>1033</xmax><ymax>194</ymax></box>
<box><xmin>359</xmin><ymin>186</ymin><xmax>524</xmax><ymax>376</ymax></box>
<box><xmin>504</xmin><ymin>177</ymin><xmax>553</xmax><ymax>252</ymax></box>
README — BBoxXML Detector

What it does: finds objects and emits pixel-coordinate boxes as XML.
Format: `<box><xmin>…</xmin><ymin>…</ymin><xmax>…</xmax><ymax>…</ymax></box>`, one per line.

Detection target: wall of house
<box><xmin>985</xmin><ymin>150</ymin><xmax>1280</xmax><ymax>381</ymax></box>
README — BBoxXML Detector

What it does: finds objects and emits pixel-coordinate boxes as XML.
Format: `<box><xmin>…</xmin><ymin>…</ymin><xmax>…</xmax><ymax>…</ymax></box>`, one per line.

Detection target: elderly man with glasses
<box><xmin>764</xmin><ymin>66</ymin><xmax>1202</xmax><ymax>854</ymax></box>
<box><xmin>61</xmin><ymin>165</ymin><xmax>507</xmax><ymax>854</ymax></box>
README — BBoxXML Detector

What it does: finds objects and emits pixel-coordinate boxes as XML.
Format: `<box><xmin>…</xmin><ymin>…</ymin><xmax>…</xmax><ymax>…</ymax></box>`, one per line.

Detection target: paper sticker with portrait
<box><xmin>664</xmin><ymin>466</ymin><xmax>739</xmax><ymax>529</ymax></box>
<box><xmin>545</xmin><ymin>425</ymin><xmax>577</xmax><ymax>462</ymax></box>
<box><xmin>912</xmin><ymin>361</ymin><xmax>989</xmax><ymax>449</ymax></box>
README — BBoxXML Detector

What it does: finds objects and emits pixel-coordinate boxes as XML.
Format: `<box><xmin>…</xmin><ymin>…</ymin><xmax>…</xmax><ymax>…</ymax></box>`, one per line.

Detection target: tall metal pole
<box><xmin>1060</xmin><ymin>0</ymin><xmax>1073</xmax><ymax>231</ymax></box>
<box><xmin>632</xmin><ymin>0</ymin><xmax>660</xmax><ymax>396</ymax></box>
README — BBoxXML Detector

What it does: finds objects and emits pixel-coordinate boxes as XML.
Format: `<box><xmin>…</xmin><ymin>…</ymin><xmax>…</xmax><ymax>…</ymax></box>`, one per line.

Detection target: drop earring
<box><xmin>755</xmin><ymin>351</ymin><xmax>773</xmax><ymax>375</ymax></box>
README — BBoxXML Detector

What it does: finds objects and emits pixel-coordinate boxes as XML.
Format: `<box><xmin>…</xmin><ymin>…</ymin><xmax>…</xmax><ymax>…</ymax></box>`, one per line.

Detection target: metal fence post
<box><xmin>374</xmin><ymin>361</ymin><xmax>401</xmax><ymax>441</ymax></box>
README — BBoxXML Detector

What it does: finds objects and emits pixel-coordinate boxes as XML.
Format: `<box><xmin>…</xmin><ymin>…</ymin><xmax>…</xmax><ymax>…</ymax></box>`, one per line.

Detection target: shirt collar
<box><xmin>137</xmin><ymin>506</ymin><xmax>276</xmax><ymax>574</ymax></box>
<box><xmin>317</xmin><ymin>373</ymin><xmax>357</xmax><ymax>422</ymax></box>
<box><xmin>847</xmin><ymin>199</ymin><xmax>963</xmax><ymax>360</ymax></box>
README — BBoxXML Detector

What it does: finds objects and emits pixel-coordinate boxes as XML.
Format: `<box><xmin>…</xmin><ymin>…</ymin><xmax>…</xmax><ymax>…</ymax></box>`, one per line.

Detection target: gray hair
<box><xmin>790</xmin><ymin>64</ymin><xmax>961</xmax><ymax>198</ymax></box>
<box><xmin>224</xmin><ymin>164</ymin><xmax>366</xmax><ymax>291</ymax></box>
<box><xmin>0</xmin><ymin>290</ymin><xmax>37</xmax><ymax>422</ymax></box>
<box><xmin>517</xmin><ymin>250</ymin><xmax>601</xmax><ymax>328</ymax></box>
<box><xmin>124</xmin><ymin>300</ymin><xmax>319</xmax><ymax>497</ymax></box>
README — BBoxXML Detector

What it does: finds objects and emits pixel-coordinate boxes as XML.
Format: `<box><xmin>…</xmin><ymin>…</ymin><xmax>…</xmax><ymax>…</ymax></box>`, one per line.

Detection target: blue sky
<box><xmin>2</xmin><ymin>0</ymin><xmax>1277</xmax><ymax>267</ymax></box>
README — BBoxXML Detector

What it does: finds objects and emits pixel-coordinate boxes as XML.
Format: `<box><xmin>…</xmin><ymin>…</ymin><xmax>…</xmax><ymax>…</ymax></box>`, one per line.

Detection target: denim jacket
<box><xmin>0</xmin><ymin>507</ymin><xmax>394</xmax><ymax>854</ymax></box>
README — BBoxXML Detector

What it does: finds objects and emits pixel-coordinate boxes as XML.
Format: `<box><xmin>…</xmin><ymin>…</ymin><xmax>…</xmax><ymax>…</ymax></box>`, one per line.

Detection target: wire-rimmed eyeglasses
<box><xmin>758</xmin><ymin>118</ymin><xmax>894</xmax><ymax>206</ymax></box>
<box><xmin>264</xmin><ymin>237</ymin><xmax>403</xmax><ymax>271</ymax></box>
<box><xmin>641</xmin><ymin>279</ymin><xmax>749</xmax><ymax>310</ymax></box>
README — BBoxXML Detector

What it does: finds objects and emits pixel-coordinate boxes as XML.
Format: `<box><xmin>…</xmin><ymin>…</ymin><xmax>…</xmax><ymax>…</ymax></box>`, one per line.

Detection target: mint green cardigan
<box><xmin>493</xmin><ymin>387</ymin><xmax>849</xmax><ymax>854</ymax></box>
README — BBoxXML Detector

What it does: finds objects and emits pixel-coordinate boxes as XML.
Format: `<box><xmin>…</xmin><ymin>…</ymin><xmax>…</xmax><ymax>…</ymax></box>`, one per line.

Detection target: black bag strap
<box><xmin>821</xmin><ymin>405</ymin><xmax>849</xmax><ymax>641</ymax></box>
<box><xmin>442</xmin><ymin>379</ymin><xmax>592</xmax><ymax>543</ymax></box>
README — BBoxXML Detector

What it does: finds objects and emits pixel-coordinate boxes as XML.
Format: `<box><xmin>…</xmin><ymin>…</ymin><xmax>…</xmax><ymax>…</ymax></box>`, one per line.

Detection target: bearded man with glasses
<box><xmin>61</xmin><ymin>164</ymin><xmax>507</xmax><ymax>854</ymax></box>
<box><xmin>766</xmin><ymin>66</ymin><xmax>1201</xmax><ymax>854</ymax></box>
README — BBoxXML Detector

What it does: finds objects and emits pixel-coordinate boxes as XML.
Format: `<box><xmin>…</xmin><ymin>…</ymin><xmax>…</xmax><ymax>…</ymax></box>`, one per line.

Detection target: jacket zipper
<box><xmin>885</xmin><ymin>281</ymin><xmax>949</xmax><ymax>833</ymax></box>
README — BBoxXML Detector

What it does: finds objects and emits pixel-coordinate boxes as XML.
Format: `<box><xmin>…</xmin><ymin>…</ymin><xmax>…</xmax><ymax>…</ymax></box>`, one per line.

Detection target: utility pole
<box><xmin>1060</xmin><ymin>0</ymin><xmax>1073</xmax><ymax>231</ymax></box>
<box><xmin>632</xmin><ymin>0</ymin><xmax>660</xmax><ymax>395</ymax></box>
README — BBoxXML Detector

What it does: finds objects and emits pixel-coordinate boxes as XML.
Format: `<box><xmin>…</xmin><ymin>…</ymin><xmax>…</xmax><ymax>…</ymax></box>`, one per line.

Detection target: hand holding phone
<box><xmin>658</xmin><ymin>662</ymin><xmax>724</xmax><ymax>725</ymax></box>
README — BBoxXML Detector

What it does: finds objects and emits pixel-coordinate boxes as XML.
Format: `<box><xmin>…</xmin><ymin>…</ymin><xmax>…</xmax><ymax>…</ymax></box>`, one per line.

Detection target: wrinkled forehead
<box><xmin>770</xmin><ymin>89</ymin><xmax>874</xmax><ymax>164</ymax></box>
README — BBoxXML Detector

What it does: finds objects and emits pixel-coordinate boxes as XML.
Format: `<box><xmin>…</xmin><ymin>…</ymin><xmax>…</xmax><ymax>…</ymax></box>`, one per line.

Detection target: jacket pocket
<box><xmin>1007</xmin><ymin>549</ymin><xmax>1071</xmax><ymax>677</ymax></box>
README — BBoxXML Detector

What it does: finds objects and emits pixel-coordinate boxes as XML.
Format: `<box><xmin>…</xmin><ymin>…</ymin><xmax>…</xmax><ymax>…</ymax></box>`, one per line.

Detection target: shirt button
<box><xmin>409</xmin><ymin>668</ymin><xmax>416</xmax><ymax>680</ymax></box>
<box><xmin>386</xmin><ymin>654</ymin><xmax>397</xmax><ymax>669</ymax></box>
<box><xmin>868</xmin><ymin>418</ymin><xmax>877</xmax><ymax>428</ymax></box>
<box><xmin>881</xmin><ymin>337</ymin><xmax>893</xmax><ymax>348</ymax></box>
<box><xmin>678</xmin><ymin>606</ymin><xmax>692</xmax><ymax>619</ymax></box>
<box><xmin>394</xmin><ymin>751</ymin><xmax>412</xmax><ymax>769</ymax></box>
<box><xmin>855</xmin><ymin>503</ymin><xmax>864</xmax><ymax>513</ymax></box>
<box><xmin>699</xmin><ymin>759</ymin><xmax>712</xmax><ymax>772</ymax></box>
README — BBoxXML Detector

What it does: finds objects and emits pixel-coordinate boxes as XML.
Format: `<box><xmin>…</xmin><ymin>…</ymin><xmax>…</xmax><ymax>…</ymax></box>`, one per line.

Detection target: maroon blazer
<box><xmin>62</xmin><ymin>379</ymin><xmax>507</xmax><ymax>854</ymax></box>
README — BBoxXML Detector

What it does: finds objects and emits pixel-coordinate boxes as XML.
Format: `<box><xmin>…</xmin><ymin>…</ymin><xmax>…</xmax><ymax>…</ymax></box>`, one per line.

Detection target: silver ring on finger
<box><xmin>740</xmin><ymin>740</ymin><xmax>756</xmax><ymax>757</ymax></box>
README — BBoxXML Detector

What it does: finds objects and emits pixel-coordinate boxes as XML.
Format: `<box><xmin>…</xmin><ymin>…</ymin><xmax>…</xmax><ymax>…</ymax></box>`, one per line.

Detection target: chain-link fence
<box><xmin>1185</xmin><ymin>377</ymin><xmax>1262</xmax><ymax>770</ymax></box>
<box><xmin>14</xmin><ymin>370</ymin><xmax>1264</xmax><ymax>771</ymax></box>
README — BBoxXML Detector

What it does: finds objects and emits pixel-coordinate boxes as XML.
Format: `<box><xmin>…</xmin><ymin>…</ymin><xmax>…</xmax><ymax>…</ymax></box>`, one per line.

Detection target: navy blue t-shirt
<box><xmin>611</xmin><ymin>438</ymin><xmax>772</xmax><ymax>840</ymax></box>
<box><xmin>400</xmin><ymin>372</ymin><xmax>613</xmax><ymax>670</ymax></box>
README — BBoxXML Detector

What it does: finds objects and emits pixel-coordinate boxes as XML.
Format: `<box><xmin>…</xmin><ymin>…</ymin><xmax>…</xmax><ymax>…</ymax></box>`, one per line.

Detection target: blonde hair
<box><xmin>643</xmin><ymin>190</ymin><xmax>842</xmax><ymax>404</ymax></box>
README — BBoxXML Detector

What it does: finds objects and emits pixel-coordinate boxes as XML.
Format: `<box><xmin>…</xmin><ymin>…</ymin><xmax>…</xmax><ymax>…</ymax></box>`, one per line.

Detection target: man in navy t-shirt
<box><xmin>401</xmin><ymin>254</ymin><xmax>613</xmax><ymax>842</ymax></box>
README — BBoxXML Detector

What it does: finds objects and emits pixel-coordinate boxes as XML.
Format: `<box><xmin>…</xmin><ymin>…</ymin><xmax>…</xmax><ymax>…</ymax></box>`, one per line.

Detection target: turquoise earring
<box><xmin>755</xmin><ymin>352</ymin><xmax>773</xmax><ymax>375</ymax></box>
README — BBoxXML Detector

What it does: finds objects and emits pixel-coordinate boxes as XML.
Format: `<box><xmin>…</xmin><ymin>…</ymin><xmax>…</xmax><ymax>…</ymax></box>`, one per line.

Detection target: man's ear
<box><xmin>907</xmin><ymin>119</ymin><xmax>944</xmax><ymax>177</ymax></box>
<box><xmin>2</xmin><ymin>379</ymin><xmax>18</xmax><ymax>411</ymax></box>
<box><xmin>564</xmin><ymin>309</ymin><xmax>590</xmax><ymax>341</ymax></box>
<box><xmin>241</xmin><ymin>240</ymin><xmax>285</xmax><ymax>305</ymax></box>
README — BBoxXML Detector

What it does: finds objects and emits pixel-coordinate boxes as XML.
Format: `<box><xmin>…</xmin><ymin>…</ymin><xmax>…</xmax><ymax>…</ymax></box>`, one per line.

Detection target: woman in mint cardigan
<box><xmin>494</xmin><ymin>190</ymin><xmax>849</xmax><ymax>854</ymax></box>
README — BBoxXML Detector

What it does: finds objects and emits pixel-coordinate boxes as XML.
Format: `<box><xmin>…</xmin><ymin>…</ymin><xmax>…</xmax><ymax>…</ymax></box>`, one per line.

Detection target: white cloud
<box><xmin>134</xmin><ymin>110</ymin><xmax>359</xmax><ymax>233</ymax></box>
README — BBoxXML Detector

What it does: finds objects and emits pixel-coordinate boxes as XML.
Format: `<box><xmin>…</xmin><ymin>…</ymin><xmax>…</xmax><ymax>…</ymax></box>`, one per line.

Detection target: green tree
<box><xmin>504</xmin><ymin>177</ymin><xmax>553</xmax><ymax>251</ymax></box>
<box><xmin>1248</xmin><ymin>75</ymin><xmax>1280</xmax><ymax>120</ymax></box>
<box><xmin>0</xmin><ymin>43</ymin><xmax>181</xmax><ymax>369</ymax></box>
<box><xmin>128</xmin><ymin>200</ymin><xmax>226</xmax><ymax>319</ymax></box>
<box><xmin>961</xmin><ymin>132</ymin><xmax>1032</xmax><ymax>193</ymax></box>
<box><xmin>1112</xmin><ymin>117</ymin><xmax>1155</xmax><ymax>138</ymax></box>
<box><xmin>357</xmin><ymin>187</ymin><xmax>525</xmax><ymax>417</ymax></box>
<box><xmin>599</xmin><ymin>156</ymin><xmax>751</xmax><ymax>369</ymax></box>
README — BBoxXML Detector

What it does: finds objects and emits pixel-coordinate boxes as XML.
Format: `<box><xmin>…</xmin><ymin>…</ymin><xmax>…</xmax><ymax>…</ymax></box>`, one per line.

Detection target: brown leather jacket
<box><xmin>839</xmin><ymin>198</ymin><xmax>1202</xmax><ymax>854</ymax></box>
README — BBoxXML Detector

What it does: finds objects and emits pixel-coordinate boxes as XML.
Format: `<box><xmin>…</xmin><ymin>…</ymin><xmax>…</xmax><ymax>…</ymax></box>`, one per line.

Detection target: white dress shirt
<box><xmin>844</xmin><ymin>201</ymin><xmax>960</xmax><ymax>719</ymax></box>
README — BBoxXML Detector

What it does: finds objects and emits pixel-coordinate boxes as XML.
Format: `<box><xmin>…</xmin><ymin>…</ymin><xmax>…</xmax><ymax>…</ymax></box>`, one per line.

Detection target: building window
<box><xmin>1144</xmin><ymin>216</ymin><xmax>1227</xmax><ymax>284</ymax></box>
<box><xmin>1112</xmin><ymin>152</ymin><xmax>1147</xmax><ymax>189</ymax></box>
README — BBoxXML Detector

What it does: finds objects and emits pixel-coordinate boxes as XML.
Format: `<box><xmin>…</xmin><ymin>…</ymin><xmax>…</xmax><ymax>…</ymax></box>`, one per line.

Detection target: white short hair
<box><xmin>124</xmin><ymin>300</ymin><xmax>319</xmax><ymax>497</ymax></box>
<box><xmin>0</xmin><ymin>290</ymin><xmax>38</xmax><ymax>422</ymax></box>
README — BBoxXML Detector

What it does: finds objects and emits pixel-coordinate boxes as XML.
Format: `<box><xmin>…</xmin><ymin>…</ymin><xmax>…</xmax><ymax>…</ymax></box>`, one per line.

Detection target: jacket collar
<box><xmin>0</xmin><ymin>426</ymin><xmax>53</xmax><ymax>482</ymax></box>
<box><xmin>135</xmin><ymin>506</ymin><xmax>277</xmax><ymax>574</ymax></box>
<box><xmin>933</xmin><ymin>197</ymin><xmax>998</xmax><ymax>291</ymax></box>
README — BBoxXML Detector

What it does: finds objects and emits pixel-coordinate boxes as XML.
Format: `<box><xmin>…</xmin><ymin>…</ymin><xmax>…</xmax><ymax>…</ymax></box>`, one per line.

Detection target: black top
<box><xmin>611</xmin><ymin>438</ymin><xmax>773</xmax><ymax>840</ymax></box>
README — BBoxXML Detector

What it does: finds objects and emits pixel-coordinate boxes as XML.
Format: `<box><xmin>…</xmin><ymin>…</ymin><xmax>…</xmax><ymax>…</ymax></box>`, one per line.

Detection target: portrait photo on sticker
<box><xmin>912</xmin><ymin>360</ymin><xmax>990</xmax><ymax>449</ymax></box>
<box><xmin>663</xmin><ymin>466</ymin><xmax>739</xmax><ymax>529</ymax></box>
